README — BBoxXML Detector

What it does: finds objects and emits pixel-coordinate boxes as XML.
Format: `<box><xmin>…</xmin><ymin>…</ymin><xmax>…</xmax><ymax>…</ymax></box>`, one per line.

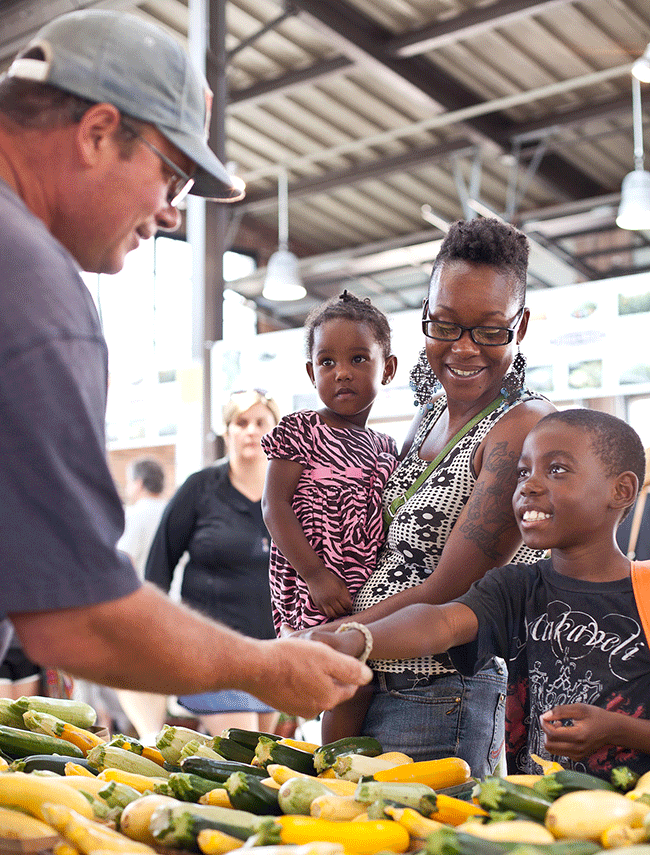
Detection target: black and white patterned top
<box><xmin>353</xmin><ymin>390</ymin><xmax>547</xmax><ymax>675</ymax></box>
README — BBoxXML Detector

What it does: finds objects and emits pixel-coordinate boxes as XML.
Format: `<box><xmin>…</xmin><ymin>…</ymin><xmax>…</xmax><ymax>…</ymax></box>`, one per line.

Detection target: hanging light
<box><xmin>617</xmin><ymin>76</ymin><xmax>650</xmax><ymax>230</ymax></box>
<box><xmin>632</xmin><ymin>43</ymin><xmax>650</xmax><ymax>84</ymax></box>
<box><xmin>262</xmin><ymin>167</ymin><xmax>306</xmax><ymax>301</ymax></box>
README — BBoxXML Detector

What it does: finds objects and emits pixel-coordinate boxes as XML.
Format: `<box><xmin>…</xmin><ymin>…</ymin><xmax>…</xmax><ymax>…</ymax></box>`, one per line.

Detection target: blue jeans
<box><xmin>361</xmin><ymin>658</ymin><xmax>507</xmax><ymax>778</ymax></box>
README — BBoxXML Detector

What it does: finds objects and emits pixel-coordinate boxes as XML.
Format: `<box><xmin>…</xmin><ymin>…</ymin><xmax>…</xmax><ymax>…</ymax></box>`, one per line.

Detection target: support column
<box><xmin>188</xmin><ymin>0</ymin><xmax>228</xmax><ymax>465</ymax></box>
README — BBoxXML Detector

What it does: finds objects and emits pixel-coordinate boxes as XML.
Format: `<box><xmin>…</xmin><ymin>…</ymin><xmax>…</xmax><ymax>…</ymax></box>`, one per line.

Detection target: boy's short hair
<box><xmin>538</xmin><ymin>409</ymin><xmax>645</xmax><ymax>517</ymax></box>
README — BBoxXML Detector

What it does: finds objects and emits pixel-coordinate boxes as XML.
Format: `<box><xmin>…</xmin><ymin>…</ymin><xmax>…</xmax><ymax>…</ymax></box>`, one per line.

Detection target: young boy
<box><xmin>313</xmin><ymin>409</ymin><xmax>650</xmax><ymax>779</ymax></box>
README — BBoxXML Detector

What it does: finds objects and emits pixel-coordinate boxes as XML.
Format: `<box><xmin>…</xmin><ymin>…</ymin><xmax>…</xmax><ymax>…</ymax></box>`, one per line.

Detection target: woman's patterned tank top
<box><xmin>354</xmin><ymin>390</ymin><xmax>547</xmax><ymax>675</ymax></box>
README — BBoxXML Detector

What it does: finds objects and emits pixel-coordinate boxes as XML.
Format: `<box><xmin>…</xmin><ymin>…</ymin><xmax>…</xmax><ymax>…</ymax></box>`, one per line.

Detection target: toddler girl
<box><xmin>261</xmin><ymin>291</ymin><xmax>398</xmax><ymax>634</ymax></box>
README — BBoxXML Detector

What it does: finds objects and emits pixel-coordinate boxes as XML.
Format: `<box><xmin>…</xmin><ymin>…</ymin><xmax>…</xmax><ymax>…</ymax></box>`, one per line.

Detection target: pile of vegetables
<box><xmin>2</xmin><ymin>695</ymin><xmax>650</xmax><ymax>855</ymax></box>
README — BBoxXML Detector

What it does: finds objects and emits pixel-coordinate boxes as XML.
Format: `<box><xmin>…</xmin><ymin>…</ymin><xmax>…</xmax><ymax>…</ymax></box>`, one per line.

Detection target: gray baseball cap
<box><xmin>6</xmin><ymin>9</ymin><xmax>245</xmax><ymax>202</ymax></box>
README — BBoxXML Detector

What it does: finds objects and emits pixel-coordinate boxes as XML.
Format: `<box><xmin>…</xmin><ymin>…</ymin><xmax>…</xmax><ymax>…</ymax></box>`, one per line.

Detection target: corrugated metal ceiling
<box><xmin>1</xmin><ymin>0</ymin><xmax>649</xmax><ymax>326</ymax></box>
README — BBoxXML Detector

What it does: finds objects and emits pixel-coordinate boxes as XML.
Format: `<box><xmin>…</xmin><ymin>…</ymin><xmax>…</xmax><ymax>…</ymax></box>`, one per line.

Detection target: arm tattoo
<box><xmin>459</xmin><ymin>441</ymin><xmax>520</xmax><ymax>561</ymax></box>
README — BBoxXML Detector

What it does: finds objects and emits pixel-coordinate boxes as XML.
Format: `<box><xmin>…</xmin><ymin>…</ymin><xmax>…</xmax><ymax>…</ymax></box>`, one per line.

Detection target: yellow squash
<box><xmin>545</xmin><ymin>790</ymin><xmax>643</xmax><ymax>840</ymax></box>
<box><xmin>276</xmin><ymin>815</ymin><xmax>410</xmax><ymax>854</ymax></box>
<box><xmin>373</xmin><ymin>756</ymin><xmax>472</xmax><ymax>789</ymax></box>
<box><xmin>0</xmin><ymin>771</ymin><xmax>94</xmax><ymax>821</ymax></box>
<box><xmin>41</xmin><ymin>803</ymin><xmax>155</xmax><ymax>855</ymax></box>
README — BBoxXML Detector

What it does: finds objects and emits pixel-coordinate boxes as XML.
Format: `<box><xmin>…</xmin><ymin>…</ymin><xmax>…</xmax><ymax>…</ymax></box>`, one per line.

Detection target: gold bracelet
<box><xmin>335</xmin><ymin>621</ymin><xmax>373</xmax><ymax>664</ymax></box>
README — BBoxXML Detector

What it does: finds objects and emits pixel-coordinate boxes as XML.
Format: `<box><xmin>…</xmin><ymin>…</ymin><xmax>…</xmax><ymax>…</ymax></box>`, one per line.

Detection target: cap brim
<box><xmin>159</xmin><ymin>124</ymin><xmax>245</xmax><ymax>203</ymax></box>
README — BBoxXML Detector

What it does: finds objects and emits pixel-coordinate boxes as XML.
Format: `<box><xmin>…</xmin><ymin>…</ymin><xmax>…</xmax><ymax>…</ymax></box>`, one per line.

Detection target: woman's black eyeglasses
<box><xmin>421</xmin><ymin>299</ymin><xmax>524</xmax><ymax>347</ymax></box>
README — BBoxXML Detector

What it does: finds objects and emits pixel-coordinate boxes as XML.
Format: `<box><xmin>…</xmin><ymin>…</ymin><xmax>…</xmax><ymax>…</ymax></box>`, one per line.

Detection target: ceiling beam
<box><xmin>228</xmin><ymin>56</ymin><xmax>353</xmax><ymax>105</ymax></box>
<box><xmin>388</xmin><ymin>0</ymin><xmax>571</xmax><ymax>57</ymax></box>
<box><xmin>507</xmin><ymin>95</ymin><xmax>634</xmax><ymax>143</ymax></box>
<box><xmin>238</xmin><ymin>137</ymin><xmax>476</xmax><ymax>214</ymax></box>
<box><xmin>288</xmin><ymin>0</ymin><xmax>609</xmax><ymax>202</ymax></box>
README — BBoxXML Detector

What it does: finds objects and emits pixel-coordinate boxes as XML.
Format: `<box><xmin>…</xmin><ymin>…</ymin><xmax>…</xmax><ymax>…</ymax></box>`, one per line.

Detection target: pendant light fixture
<box><xmin>632</xmin><ymin>43</ymin><xmax>650</xmax><ymax>84</ymax></box>
<box><xmin>616</xmin><ymin>75</ymin><xmax>650</xmax><ymax>230</ymax></box>
<box><xmin>262</xmin><ymin>167</ymin><xmax>306</xmax><ymax>301</ymax></box>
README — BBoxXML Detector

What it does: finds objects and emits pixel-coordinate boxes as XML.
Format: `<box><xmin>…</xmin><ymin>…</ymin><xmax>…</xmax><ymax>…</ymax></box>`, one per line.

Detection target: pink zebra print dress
<box><xmin>261</xmin><ymin>410</ymin><xmax>399</xmax><ymax>632</ymax></box>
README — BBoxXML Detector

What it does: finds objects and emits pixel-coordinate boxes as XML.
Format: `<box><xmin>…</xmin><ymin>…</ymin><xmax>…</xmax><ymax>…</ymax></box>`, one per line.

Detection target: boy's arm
<box><xmin>307</xmin><ymin>602</ymin><xmax>479</xmax><ymax>661</ymax></box>
<box><xmin>261</xmin><ymin>458</ymin><xmax>352</xmax><ymax>618</ymax></box>
<box><xmin>541</xmin><ymin>703</ymin><xmax>650</xmax><ymax>760</ymax></box>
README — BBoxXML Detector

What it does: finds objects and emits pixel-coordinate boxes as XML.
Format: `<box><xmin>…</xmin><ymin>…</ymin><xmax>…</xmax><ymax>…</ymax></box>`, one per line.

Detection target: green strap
<box><xmin>383</xmin><ymin>394</ymin><xmax>505</xmax><ymax>528</ymax></box>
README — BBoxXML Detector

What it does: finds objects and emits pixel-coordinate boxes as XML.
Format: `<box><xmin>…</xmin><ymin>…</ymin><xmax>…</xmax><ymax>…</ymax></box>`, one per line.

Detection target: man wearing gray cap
<box><xmin>0</xmin><ymin>10</ymin><xmax>371</xmax><ymax>719</ymax></box>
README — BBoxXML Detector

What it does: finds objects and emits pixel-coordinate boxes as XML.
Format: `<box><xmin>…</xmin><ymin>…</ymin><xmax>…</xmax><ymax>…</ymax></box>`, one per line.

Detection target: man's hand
<box><xmin>540</xmin><ymin>704</ymin><xmax>613</xmax><ymax>760</ymax></box>
<box><xmin>252</xmin><ymin>636</ymin><xmax>372</xmax><ymax>719</ymax></box>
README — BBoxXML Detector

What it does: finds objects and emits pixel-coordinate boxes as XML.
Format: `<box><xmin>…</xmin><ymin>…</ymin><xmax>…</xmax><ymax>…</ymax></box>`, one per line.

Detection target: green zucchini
<box><xmin>277</xmin><ymin>776</ymin><xmax>333</xmax><ymax>815</ymax></box>
<box><xmin>179</xmin><ymin>739</ymin><xmax>226</xmax><ymax>763</ymax></box>
<box><xmin>8</xmin><ymin>695</ymin><xmax>96</xmax><ymax>729</ymax></box>
<box><xmin>611</xmin><ymin>765</ymin><xmax>640</xmax><ymax>792</ymax></box>
<box><xmin>0</xmin><ymin>725</ymin><xmax>84</xmax><ymax>759</ymax></box>
<box><xmin>149</xmin><ymin>802</ymin><xmax>275</xmax><ymax>850</ymax></box>
<box><xmin>313</xmin><ymin>736</ymin><xmax>383</xmax><ymax>773</ymax></box>
<box><xmin>210</xmin><ymin>736</ymin><xmax>256</xmax><ymax>764</ymax></box>
<box><xmin>155</xmin><ymin>724</ymin><xmax>212</xmax><ymax>765</ymax></box>
<box><xmin>354</xmin><ymin>779</ymin><xmax>437</xmax><ymax>811</ymax></box>
<box><xmin>254</xmin><ymin>735</ymin><xmax>316</xmax><ymax>775</ymax></box>
<box><xmin>180</xmin><ymin>755</ymin><xmax>267</xmax><ymax>782</ymax></box>
<box><xmin>0</xmin><ymin>698</ymin><xmax>27</xmax><ymax>729</ymax></box>
<box><xmin>106</xmin><ymin>734</ymin><xmax>147</xmax><ymax>754</ymax></box>
<box><xmin>532</xmin><ymin>769</ymin><xmax>615</xmax><ymax>801</ymax></box>
<box><xmin>476</xmin><ymin>777</ymin><xmax>553</xmax><ymax>822</ymax></box>
<box><xmin>167</xmin><ymin>772</ymin><xmax>226</xmax><ymax>802</ymax></box>
<box><xmin>223</xmin><ymin>728</ymin><xmax>281</xmax><ymax>749</ymax></box>
<box><xmin>97</xmin><ymin>780</ymin><xmax>142</xmax><ymax>809</ymax></box>
<box><xmin>224</xmin><ymin>771</ymin><xmax>282</xmax><ymax>814</ymax></box>
<box><xmin>9</xmin><ymin>753</ymin><xmax>98</xmax><ymax>774</ymax></box>
<box><xmin>423</xmin><ymin>826</ymin><xmax>601</xmax><ymax>855</ymax></box>
<box><xmin>87</xmin><ymin>744</ymin><xmax>171</xmax><ymax>778</ymax></box>
<box><xmin>366</xmin><ymin>798</ymin><xmax>422</xmax><ymax>820</ymax></box>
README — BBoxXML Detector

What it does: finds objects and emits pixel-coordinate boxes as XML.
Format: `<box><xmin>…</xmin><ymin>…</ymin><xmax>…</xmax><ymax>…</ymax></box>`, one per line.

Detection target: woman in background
<box><xmin>146</xmin><ymin>390</ymin><xmax>281</xmax><ymax>736</ymax></box>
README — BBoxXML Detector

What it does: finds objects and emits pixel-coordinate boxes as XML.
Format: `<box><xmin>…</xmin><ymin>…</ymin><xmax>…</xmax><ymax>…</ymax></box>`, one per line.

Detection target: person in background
<box><xmin>315</xmin><ymin>218</ymin><xmax>555</xmax><ymax>776</ymax></box>
<box><xmin>118</xmin><ymin>458</ymin><xmax>167</xmax><ymax>578</ymax></box>
<box><xmin>0</xmin><ymin>9</ymin><xmax>371</xmax><ymax>721</ymax></box>
<box><xmin>112</xmin><ymin>458</ymin><xmax>168</xmax><ymax>741</ymax></box>
<box><xmin>313</xmin><ymin>409</ymin><xmax>650</xmax><ymax>781</ymax></box>
<box><xmin>0</xmin><ymin>629</ymin><xmax>41</xmax><ymax>700</ymax></box>
<box><xmin>146</xmin><ymin>390</ymin><xmax>283</xmax><ymax>736</ymax></box>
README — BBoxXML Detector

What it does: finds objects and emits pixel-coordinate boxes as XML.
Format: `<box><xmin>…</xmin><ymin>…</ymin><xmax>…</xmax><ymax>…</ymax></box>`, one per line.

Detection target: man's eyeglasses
<box><xmin>421</xmin><ymin>299</ymin><xmax>524</xmax><ymax>347</ymax></box>
<box><xmin>120</xmin><ymin>120</ymin><xmax>194</xmax><ymax>207</ymax></box>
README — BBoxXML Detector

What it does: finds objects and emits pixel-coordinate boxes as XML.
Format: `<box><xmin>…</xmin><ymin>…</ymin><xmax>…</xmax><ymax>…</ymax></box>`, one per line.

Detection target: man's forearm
<box><xmin>12</xmin><ymin>583</ymin><xmax>258</xmax><ymax>694</ymax></box>
<box><xmin>11</xmin><ymin>583</ymin><xmax>372</xmax><ymax>719</ymax></box>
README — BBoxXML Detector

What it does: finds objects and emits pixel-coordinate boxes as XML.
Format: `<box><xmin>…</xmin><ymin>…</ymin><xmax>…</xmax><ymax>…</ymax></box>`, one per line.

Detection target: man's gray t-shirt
<box><xmin>0</xmin><ymin>180</ymin><xmax>140</xmax><ymax>655</ymax></box>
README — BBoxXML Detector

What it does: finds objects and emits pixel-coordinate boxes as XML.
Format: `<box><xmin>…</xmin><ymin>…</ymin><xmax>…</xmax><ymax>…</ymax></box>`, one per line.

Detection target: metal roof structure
<box><xmin>2</xmin><ymin>0</ymin><xmax>650</xmax><ymax>328</ymax></box>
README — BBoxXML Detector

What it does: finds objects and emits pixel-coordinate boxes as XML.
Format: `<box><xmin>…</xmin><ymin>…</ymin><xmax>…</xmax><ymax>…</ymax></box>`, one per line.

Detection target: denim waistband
<box><xmin>374</xmin><ymin>670</ymin><xmax>449</xmax><ymax>691</ymax></box>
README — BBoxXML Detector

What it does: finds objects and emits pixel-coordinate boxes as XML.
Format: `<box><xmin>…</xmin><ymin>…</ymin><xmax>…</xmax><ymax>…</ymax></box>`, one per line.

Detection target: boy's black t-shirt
<box><xmin>450</xmin><ymin>558</ymin><xmax>650</xmax><ymax>778</ymax></box>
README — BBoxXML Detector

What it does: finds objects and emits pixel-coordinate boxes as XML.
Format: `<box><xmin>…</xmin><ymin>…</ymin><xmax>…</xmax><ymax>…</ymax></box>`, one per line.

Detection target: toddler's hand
<box><xmin>307</xmin><ymin>570</ymin><xmax>354</xmax><ymax>619</ymax></box>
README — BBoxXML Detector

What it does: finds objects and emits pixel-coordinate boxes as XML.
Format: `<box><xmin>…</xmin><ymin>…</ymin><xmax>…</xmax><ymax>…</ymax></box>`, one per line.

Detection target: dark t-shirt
<box><xmin>450</xmin><ymin>558</ymin><xmax>650</xmax><ymax>778</ymax></box>
<box><xmin>0</xmin><ymin>180</ymin><xmax>140</xmax><ymax>647</ymax></box>
<box><xmin>145</xmin><ymin>462</ymin><xmax>275</xmax><ymax>640</ymax></box>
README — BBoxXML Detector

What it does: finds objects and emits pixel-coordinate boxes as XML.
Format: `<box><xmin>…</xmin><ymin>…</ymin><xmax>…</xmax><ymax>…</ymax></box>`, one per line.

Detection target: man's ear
<box><xmin>306</xmin><ymin>362</ymin><xmax>316</xmax><ymax>386</ymax></box>
<box><xmin>75</xmin><ymin>103</ymin><xmax>122</xmax><ymax>166</ymax></box>
<box><xmin>612</xmin><ymin>471</ymin><xmax>638</xmax><ymax>513</ymax></box>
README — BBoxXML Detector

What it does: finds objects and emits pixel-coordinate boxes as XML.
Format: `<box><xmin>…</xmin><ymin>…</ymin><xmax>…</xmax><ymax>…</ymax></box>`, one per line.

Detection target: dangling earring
<box><xmin>501</xmin><ymin>347</ymin><xmax>527</xmax><ymax>404</ymax></box>
<box><xmin>409</xmin><ymin>347</ymin><xmax>441</xmax><ymax>408</ymax></box>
